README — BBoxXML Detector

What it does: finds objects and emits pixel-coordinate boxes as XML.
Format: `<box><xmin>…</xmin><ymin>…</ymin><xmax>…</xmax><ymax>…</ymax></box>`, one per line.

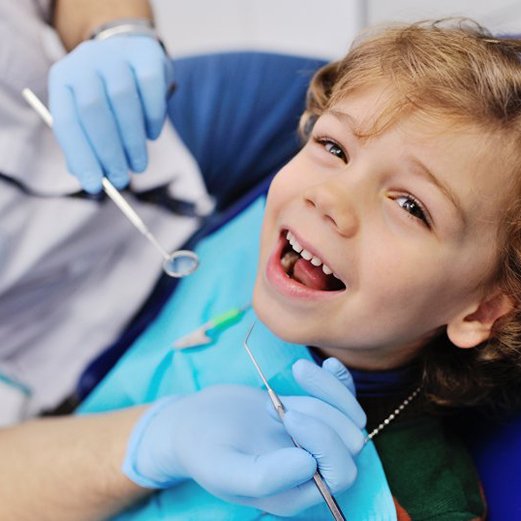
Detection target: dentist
<box><xmin>0</xmin><ymin>0</ymin><xmax>207</xmax><ymax>424</ymax></box>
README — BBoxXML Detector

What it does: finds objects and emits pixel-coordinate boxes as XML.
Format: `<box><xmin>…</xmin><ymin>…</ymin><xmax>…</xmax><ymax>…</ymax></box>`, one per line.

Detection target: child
<box><xmin>80</xmin><ymin>19</ymin><xmax>521</xmax><ymax>520</ymax></box>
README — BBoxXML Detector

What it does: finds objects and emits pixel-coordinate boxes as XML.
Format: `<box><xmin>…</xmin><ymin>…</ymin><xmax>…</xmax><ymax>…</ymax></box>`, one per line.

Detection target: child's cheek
<box><xmin>268</xmin><ymin>164</ymin><xmax>300</xmax><ymax>205</ymax></box>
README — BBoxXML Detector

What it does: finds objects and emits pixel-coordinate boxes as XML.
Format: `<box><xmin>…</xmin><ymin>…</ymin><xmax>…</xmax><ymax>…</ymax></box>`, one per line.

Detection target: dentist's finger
<box><xmin>323</xmin><ymin>357</ymin><xmax>356</xmax><ymax>394</ymax></box>
<box><xmin>233</xmin><ymin>479</ymin><xmax>331</xmax><ymax>517</ymax></box>
<box><xmin>283</xmin><ymin>409</ymin><xmax>358</xmax><ymax>494</ymax></box>
<box><xmin>292</xmin><ymin>359</ymin><xmax>366</xmax><ymax>429</ymax></box>
<box><xmin>269</xmin><ymin>396</ymin><xmax>365</xmax><ymax>455</ymax></box>
<box><xmin>99</xmin><ymin>60</ymin><xmax>148</xmax><ymax>173</ymax></box>
<box><xmin>71</xmin><ymin>72</ymin><xmax>129</xmax><ymax>189</ymax></box>
<box><xmin>49</xmin><ymin>82</ymin><xmax>103</xmax><ymax>193</ymax></box>
<box><xmin>129</xmin><ymin>38</ymin><xmax>168</xmax><ymax>139</ymax></box>
<box><xmin>207</xmin><ymin>446</ymin><xmax>316</xmax><ymax>498</ymax></box>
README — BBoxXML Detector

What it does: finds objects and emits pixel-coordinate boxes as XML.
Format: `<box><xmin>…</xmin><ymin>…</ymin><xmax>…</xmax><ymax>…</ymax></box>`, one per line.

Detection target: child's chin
<box><xmin>253</xmin><ymin>297</ymin><xmax>308</xmax><ymax>345</ymax></box>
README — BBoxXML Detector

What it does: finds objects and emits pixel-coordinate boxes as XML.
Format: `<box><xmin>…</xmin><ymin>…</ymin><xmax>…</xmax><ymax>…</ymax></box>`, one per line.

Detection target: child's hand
<box><xmin>122</xmin><ymin>359</ymin><xmax>366</xmax><ymax>517</ymax></box>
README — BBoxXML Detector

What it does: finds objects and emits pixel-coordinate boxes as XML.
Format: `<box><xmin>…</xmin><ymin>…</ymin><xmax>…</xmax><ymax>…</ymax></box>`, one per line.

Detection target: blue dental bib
<box><xmin>79</xmin><ymin>197</ymin><xmax>396</xmax><ymax>521</ymax></box>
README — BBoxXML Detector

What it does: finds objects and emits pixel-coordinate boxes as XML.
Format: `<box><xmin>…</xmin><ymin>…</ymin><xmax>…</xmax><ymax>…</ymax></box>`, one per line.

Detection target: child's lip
<box><xmin>265</xmin><ymin>232</ymin><xmax>347</xmax><ymax>301</ymax></box>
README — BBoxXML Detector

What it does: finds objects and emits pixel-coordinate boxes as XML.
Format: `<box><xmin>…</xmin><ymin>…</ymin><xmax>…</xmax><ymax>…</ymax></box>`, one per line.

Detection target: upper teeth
<box><xmin>286</xmin><ymin>231</ymin><xmax>334</xmax><ymax>276</ymax></box>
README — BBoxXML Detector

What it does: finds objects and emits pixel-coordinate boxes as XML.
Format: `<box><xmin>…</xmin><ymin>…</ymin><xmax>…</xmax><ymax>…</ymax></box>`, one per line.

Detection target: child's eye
<box><xmin>395</xmin><ymin>195</ymin><xmax>431</xmax><ymax>227</ymax></box>
<box><xmin>314</xmin><ymin>137</ymin><xmax>348</xmax><ymax>163</ymax></box>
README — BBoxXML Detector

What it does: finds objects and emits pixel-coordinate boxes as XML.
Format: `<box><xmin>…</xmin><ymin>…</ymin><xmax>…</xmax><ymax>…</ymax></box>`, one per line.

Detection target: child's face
<box><xmin>253</xmin><ymin>85</ymin><xmax>513</xmax><ymax>370</ymax></box>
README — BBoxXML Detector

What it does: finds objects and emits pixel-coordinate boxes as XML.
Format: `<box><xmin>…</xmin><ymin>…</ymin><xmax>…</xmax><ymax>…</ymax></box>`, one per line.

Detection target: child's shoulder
<box><xmin>372</xmin><ymin>414</ymin><xmax>485</xmax><ymax>520</ymax></box>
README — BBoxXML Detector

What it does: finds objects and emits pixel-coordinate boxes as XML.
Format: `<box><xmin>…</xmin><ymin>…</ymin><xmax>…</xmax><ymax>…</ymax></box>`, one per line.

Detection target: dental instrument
<box><xmin>173</xmin><ymin>304</ymin><xmax>251</xmax><ymax>349</ymax></box>
<box><xmin>243</xmin><ymin>322</ymin><xmax>347</xmax><ymax>521</ymax></box>
<box><xmin>21</xmin><ymin>88</ymin><xmax>199</xmax><ymax>278</ymax></box>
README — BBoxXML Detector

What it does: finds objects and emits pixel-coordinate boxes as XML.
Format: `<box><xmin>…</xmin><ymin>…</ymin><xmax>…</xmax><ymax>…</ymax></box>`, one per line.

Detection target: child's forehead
<box><xmin>326</xmin><ymin>84</ymin><xmax>394</xmax><ymax>131</ymax></box>
<box><xmin>324</xmin><ymin>85</ymin><xmax>472</xmax><ymax>141</ymax></box>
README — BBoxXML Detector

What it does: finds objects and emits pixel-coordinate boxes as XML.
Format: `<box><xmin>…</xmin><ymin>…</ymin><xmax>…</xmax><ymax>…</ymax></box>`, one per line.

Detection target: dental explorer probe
<box><xmin>243</xmin><ymin>322</ymin><xmax>347</xmax><ymax>521</ymax></box>
<box><xmin>21</xmin><ymin>88</ymin><xmax>199</xmax><ymax>279</ymax></box>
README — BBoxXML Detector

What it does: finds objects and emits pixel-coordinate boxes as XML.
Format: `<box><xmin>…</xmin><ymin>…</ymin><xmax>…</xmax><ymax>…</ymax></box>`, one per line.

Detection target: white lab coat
<box><xmin>0</xmin><ymin>0</ymin><xmax>211</xmax><ymax>421</ymax></box>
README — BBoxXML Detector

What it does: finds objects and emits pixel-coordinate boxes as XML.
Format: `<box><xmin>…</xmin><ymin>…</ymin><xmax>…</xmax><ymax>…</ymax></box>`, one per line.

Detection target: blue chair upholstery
<box><xmin>167</xmin><ymin>51</ymin><xmax>326</xmax><ymax>210</ymax></box>
<box><xmin>77</xmin><ymin>51</ymin><xmax>521</xmax><ymax>519</ymax></box>
<box><xmin>463</xmin><ymin>413</ymin><xmax>521</xmax><ymax>519</ymax></box>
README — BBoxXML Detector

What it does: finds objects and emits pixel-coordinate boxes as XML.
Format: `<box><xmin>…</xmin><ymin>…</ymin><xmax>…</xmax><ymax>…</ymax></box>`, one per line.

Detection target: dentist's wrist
<box><xmin>89</xmin><ymin>18</ymin><xmax>158</xmax><ymax>41</ymax></box>
<box><xmin>122</xmin><ymin>396</ymin><xmax>185</xmax><ymax>489</ymax></box>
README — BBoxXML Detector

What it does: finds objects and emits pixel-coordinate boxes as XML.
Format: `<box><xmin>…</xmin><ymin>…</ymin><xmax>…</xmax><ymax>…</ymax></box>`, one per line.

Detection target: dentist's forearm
<box><xmin>0</xmin><ymin>407</ymin><xmax>149</xmax><ymax>521</ymax></box>
<box><xmin>53</xmin><ymin>0</ymin><xmax>154</xmax><ymax>50</ymax></box>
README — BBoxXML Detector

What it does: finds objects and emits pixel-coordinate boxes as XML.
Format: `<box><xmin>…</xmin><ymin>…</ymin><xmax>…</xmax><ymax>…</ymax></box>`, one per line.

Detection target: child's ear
<box><xmin>447</xmin><ymin>291</ymin><xmax>514</xmax><ymax>349</ymax></box>
<box><xmin>447</xmin><ymin>290</ymin><xmax>514</xmax><ymax>349</ymax></box>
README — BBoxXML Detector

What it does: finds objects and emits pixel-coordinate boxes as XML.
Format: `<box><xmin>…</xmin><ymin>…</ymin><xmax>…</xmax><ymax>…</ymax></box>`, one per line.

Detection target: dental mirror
<box><xmin>22</xmin><ymin>88</ymin><xmax>200</xmax><ymax>278</ymax></box>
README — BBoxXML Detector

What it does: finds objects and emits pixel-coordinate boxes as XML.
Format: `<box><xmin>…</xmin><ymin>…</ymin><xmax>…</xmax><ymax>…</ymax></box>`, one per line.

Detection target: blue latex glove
<box><xmin>123</xmin><ymin>358</ymin><xmax>367</xmax><ymax>517</ymax></box>
<box><xmin>49</xmin><ymin>36</ymin><xmax>173</xmax><ymax>193</ymax></box>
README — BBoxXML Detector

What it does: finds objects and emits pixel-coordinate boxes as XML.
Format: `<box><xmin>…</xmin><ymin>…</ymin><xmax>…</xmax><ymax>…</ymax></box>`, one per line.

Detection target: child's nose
<box><xmin>302</xmin><ymin>182</ymin><xmax>359</xmax><ymax>237</ymax></box>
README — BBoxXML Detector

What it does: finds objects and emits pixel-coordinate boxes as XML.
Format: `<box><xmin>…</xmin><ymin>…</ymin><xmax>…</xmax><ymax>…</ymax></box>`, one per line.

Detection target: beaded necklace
<box><xmin>364</xmin><ymin>385</ymin><xmax>422</xmax><ymax>443</ymax></box>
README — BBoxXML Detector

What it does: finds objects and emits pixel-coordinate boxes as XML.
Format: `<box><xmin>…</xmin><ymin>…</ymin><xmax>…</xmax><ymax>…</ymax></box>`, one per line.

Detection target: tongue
<box><xmin>293</xmin><ymin>258</ymin><xmax>330</xmax><ymax>290</ymax></box>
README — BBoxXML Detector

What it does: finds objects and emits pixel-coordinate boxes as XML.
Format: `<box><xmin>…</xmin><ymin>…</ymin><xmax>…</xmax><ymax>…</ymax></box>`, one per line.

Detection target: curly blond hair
<box><xmin>301</xmin><ymin>19</ymin><xmax>521</xmax><ymax>413</ymax></box>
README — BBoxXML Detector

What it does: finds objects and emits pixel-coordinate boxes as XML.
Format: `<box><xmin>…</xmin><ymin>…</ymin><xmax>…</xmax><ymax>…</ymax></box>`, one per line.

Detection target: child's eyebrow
<box><xmin>407</xmin><ymin>156</ymin><xmax>466</xmax><ymax>225</ymax></box>
<box><xmin>326</xmin><ymin>109</ymin><xmax>359</xmax><ymax>132</ymax></box>
<box><xmin>325</xmin><ymin>108</ymin><xmax>466</xmax><ymax>225</ymax></box>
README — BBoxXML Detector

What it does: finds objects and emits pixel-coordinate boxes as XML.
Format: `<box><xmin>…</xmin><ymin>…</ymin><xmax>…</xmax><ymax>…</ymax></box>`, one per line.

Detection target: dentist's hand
<box><xmin>49</xmin><ymin>36</ymin><xmax>173</xmax><ymax>194</ymax></box>
<box><xmin>123</xmin><ymin>358</ymin><xmax>366</xmax><ymax>517</ymax></box>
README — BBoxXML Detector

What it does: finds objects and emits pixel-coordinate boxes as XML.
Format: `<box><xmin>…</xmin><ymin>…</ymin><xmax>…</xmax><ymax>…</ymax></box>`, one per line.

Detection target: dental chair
<box><xmin>76</xmin><ymin>51</ymin><xmax>521</xmax><ymax>520</ymax></box>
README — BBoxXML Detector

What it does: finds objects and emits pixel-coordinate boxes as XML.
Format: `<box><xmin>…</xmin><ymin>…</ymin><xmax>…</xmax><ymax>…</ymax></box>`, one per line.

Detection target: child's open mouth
<box><xmin>279</xmin><ymin>230</ymin><xmax>346</xmax><ymax>291</ymax></box>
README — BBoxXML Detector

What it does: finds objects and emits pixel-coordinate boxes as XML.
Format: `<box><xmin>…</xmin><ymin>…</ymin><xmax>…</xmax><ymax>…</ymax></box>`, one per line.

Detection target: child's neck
<box><xmin>312</xmin><ymin>342</ymin><xmax>423</xmax><ymax>372</ymax></box>
<box><xmin>309</xmin><ymin>346</ymin><xmax>421</xmax><ymax>397</ymax></box>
